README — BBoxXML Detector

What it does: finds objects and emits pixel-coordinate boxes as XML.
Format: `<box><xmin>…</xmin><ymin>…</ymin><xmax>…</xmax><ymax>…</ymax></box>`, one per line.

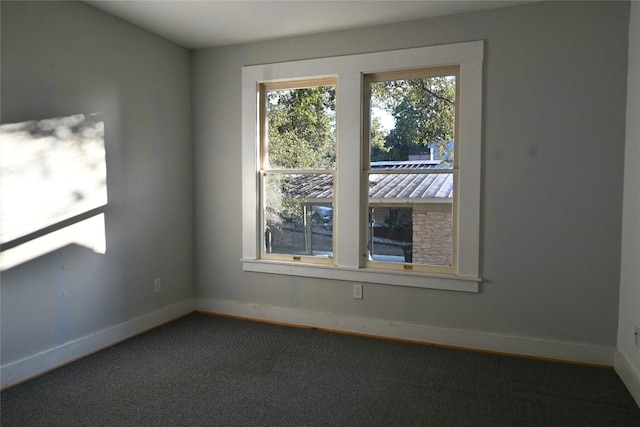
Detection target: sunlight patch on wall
<box><xmin>0</xmin><ymin>114</ymin><xmax>107</xmax><ymax>270</ymax></box>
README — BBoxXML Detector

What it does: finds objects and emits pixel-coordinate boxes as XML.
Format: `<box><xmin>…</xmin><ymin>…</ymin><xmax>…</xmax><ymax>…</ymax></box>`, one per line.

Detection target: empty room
<box><xmin>1</xmin><ymin>0</ymin><xmax>639</xmax><ymax>425</ymax></box>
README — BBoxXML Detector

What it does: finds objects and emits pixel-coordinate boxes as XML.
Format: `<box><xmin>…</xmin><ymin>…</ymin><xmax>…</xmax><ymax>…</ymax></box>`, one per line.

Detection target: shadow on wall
<box><xmin>0</xmin><ymin>114</ymin><xmax>108</xmax><ymax>270</ymax></box>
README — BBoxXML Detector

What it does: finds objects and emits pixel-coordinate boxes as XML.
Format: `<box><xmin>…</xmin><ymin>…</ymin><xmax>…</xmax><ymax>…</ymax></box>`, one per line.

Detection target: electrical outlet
<box><xmin>353</xmin><ymin>284</ymin><xmax>363</xmax><ymax>299</ymax></box>
<box><xmin>153</xmin><ymin>278</ymin><xmax>161</xmax><ymax>294</ymax></box>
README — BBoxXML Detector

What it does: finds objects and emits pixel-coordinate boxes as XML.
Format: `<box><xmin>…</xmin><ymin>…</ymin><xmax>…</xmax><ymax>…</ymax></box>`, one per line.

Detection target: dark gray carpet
<box><xmin>1</xmin><ymin>313</ymin><xmax>638</xmax><ymax>426</ymax></box>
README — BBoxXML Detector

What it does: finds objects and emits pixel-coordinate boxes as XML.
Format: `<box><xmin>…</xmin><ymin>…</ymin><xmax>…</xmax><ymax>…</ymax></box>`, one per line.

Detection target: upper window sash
<box><xmin>260</xmin><ymin>78</ymin><xmax>337</xmax><ymax>171</ymax></box>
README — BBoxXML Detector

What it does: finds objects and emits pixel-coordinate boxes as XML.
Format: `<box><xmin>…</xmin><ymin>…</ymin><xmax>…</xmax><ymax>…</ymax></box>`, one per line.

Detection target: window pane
<box><xmin>369</xmin><ymin>75</ymin><xmax>455</xmax><ymax>170</ymax></box>
<box><xmin>368</xmin><ymin>173</ymin><xmax>452</xmax><ymax>266</ymax></box>
<box><xmin>263</xmin><ymin>173</ymin><xmax>333</xmax><ymax>257</ymax></box>
<box><xmin>265</xmin><ymin>86</ymin><xmax>336</xmax><ymax>170</ymax></box>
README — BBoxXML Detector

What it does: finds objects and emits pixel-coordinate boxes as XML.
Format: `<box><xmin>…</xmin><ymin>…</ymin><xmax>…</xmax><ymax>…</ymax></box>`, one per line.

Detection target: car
<box><xmin>310</xmin><ymin>205</ymin><xmax>333</xmax><ymax>225</ymax></box>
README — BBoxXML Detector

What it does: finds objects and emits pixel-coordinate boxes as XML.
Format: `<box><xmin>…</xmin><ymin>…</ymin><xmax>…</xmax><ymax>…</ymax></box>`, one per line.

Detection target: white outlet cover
<box><xmin>353</xmin><ymin>284</ymin><xmax>363</xmax><ymax>299</ymax></box>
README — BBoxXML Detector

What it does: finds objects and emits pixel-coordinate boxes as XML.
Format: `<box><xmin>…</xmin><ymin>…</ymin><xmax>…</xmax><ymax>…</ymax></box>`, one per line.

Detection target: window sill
<box><xmin>241</xmin><ymin>259</ymin><xmax>480</xmax><ymax>293</ymax></box>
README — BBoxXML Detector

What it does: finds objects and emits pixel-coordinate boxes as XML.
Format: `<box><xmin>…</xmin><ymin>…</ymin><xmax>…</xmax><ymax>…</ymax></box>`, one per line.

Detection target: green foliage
<box><xmin>370</xmin><ymin>76</ymin><xmax>456</xmax><ymax>166</ymax></box>
<box><xmin>370</xmin><ymin>117</ymin><xmax>390</xmax><ymax>161</ymax></box>
<box><xmin>267</xmin><ymin>86</ymin><xmax>336</xmax><ymax>169</ymax></box>
<box><xmin>264</xmin><ymin>174</ymin><xmax>308</xmax><ymax>227</ymax></box>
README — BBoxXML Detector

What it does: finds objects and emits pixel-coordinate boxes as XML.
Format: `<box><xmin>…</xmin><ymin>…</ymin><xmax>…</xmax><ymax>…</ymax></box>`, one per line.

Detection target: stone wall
<box><xmin>412</xmin><ymin>205</ymin><xmax>452</xmax><ymax>266</ymax></box>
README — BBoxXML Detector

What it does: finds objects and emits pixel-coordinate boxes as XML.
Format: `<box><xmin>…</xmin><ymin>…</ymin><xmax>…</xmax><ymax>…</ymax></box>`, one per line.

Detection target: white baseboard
<box><xmin>1</xmin><ymin>299</ymin><xmax>195</xmax><ymax>389</ymax></box>
<box><xmin>615</xmin><ymin>350</ymin><xmax>640</xmax><ymax>406</ymax></box>
<box><xmin>196</xmin><ymin>298</ymin><xmax>614</xmax><ymax>366</ymax></box>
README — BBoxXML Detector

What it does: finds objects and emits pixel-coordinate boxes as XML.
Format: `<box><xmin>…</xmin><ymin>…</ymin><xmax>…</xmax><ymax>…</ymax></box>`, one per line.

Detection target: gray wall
<box><xmin>1</xmin><ymin>1</ymin><xmax>194</xmax><ymax>364</ymax></box>
<box><xmin>618</xmin><ymin>0</ymin><xmax>640</xmax><ymax>387</ymax></box>
<box><xmin>193</xmin><ymin>1</ymin><xmax>629</xmax><ymax>347</ymax></box>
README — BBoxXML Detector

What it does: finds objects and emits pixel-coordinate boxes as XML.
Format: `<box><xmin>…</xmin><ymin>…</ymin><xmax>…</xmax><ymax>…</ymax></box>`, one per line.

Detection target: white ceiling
<box><xmin>85</xmin><ymin>0</ymin><xmax>532</xmax><ymax>49</ymax></box>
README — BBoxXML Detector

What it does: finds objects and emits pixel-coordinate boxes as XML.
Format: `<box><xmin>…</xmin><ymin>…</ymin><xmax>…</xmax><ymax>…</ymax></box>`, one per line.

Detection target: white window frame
<box><xmin>242</xmin><ymin>41</ymin><xmax>483</xmax><ymax>292</ymax></box>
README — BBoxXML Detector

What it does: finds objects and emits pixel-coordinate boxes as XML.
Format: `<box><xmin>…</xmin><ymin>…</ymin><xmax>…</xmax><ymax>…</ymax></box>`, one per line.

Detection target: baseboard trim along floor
<box><xmin>0</xmin><ymin>299</ymin><xmax>195</xmax><ymax>389</ymax></box>
<box><xmin>1</xmin><ymin>297</ymin><xmax>622</xmax><ymax>392</ymax></box>
<box><xmin>615</xmin><ymin>350</ymin><xmax>640</xmax><ymax>407</ymax></box>
<box><xmin>196</xmin><ymin>298</ymin><xmax>615</xmax><ymax>367</ymax></box>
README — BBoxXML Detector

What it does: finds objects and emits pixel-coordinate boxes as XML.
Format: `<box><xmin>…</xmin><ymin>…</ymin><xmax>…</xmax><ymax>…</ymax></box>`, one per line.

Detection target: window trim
<box><xmin>242</xmin><ymin>41</ymin><xmax>483</xmax><ymax>292</ymax></box>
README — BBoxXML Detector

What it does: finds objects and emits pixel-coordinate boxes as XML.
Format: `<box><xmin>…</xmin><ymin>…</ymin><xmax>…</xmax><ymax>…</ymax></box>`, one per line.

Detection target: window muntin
<box><xmin>364</xmin><ymin>67</ymin><xmax>459</xmax><ymax>274</ymax></box>
<box><xmin>259</xmin><ymin>79</ymin><xmax>336</xmax><ymax>263</ymax></box>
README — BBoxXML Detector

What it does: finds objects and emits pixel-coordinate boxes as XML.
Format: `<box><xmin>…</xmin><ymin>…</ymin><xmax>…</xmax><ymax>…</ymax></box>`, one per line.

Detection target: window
<box><xmin>242</xmin><ymin>41</ymin><xmax>483</xmax><ymax>292</ymax></box>
<box><xmin>260</xmin><ymin>79</ymin><xmax>336</xmax><ymax>263</ymax></box>
<box><xmin>364</xmin><ymin>67</ymin><xmax>459</xmax><ymax>275</ymax></box>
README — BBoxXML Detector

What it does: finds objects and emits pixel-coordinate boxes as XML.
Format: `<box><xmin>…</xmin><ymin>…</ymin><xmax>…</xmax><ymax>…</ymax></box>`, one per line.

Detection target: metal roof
<box><xmin>282</xmin><ymin>161</ymin><xmax>453</xmax><ymax>203</ymax></box>
<box><xmin>369</xmin><ymin>172</ymin><xmax>453</xmax><ymax>201</ymax></box>
<box><xmin>369</xmin><ymin>160</ymin><xmax>443</xmax><ymax>170</ymax></box>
